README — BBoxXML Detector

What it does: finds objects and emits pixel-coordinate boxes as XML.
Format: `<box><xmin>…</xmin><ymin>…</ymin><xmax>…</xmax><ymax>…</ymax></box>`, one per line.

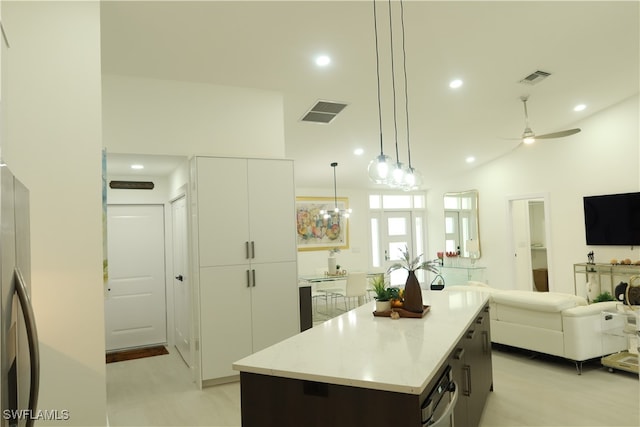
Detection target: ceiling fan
<box><xmin>516</xmin><ymin>96</ymin><xmax>581</xmax><ymax>144</ymax></box>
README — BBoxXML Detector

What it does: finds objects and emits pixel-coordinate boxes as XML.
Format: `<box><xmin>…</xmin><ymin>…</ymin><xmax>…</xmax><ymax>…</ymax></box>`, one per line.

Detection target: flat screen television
<box><xmin>583</xmin><ymin>192</ymin><xmax>640</xmax><ymax>245</ymax></box>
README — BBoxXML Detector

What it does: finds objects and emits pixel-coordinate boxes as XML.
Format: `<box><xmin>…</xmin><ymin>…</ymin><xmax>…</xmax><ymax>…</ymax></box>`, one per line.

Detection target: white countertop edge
<box><xmin>231</xmin><ymin>363</ymin><xmax>440</xmax><ymax>395</ymax></box>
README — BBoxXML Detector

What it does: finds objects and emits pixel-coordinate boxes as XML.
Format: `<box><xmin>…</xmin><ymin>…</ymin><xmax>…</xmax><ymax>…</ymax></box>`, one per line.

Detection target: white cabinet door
<box><xmin>247</xmin><ymin>159</ymin><xmax>297</xmax><ymax>264</ymax></box>
<box><xmin>196</xmin><ymin>157</ymin><xmax>249</xmax><ymax>267</ymax></box>
<box><xmin>250</xmin><ymin>261</ymin><xmax>299</xmax><ymax>352</ymax></box>
<box><xmin>199</xmin><ymin>265</ymin><xmax>252</xmax><ymax>380</ymax></box>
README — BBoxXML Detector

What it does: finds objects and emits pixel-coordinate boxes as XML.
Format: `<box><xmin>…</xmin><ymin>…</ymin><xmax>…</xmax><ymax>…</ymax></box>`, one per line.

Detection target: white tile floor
<box><xmin>107</xmin><ymin>313</ymin><xmax>640</xmax><ymax>427</ymax></box>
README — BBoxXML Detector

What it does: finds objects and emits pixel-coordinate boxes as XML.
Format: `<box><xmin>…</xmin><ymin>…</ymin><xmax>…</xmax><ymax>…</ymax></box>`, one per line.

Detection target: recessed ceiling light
<box><xmin>130</xmin><ymin>164</ymin><xmax>144</xmax><ymax>170</ymax></box>
<box><xmin>354</xmin><ymin>148</ymin><xmax>364</xmax><ymax>156</ymax></box>
<box><xmin>574</xmin><ymin>104</ymin><xmax>586</xmax><ymax>112</ymax></box>
<box><xmin>465</xmin><ymin>156</ymin><xmax>475</xmax><ymax>163</ymax></box>
<box><xmin>315</xmin><ymin>55</ymin><xmax>331</xmax><ymax>67</ymax></box>
<box><xmin>449</xmin><ymin>79</ymin><xmax>463</xmax><ymax>89</ymax></box>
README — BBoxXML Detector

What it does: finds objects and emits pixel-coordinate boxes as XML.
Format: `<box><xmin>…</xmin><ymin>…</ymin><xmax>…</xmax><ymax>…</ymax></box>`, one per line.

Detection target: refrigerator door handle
<box><xmin>14</xmin><ymin>267</ymin><xmax>40</xmax><ymax>427</ymax></box>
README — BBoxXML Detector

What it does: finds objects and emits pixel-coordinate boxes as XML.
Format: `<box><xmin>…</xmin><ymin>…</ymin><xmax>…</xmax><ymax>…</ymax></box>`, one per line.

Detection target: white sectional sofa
<box><xmin>446</xmin><ymin>282</ymin><xmax>627</xmax><ymax>373</ymax></box>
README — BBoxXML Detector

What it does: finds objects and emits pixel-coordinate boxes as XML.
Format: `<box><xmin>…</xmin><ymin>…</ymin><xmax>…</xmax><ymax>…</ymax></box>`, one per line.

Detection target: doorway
<box><xmin>508</xmin><ymin>195</ymin><xmax>552</xmax><ymax>292</ymax></box>
<box><xmin>104</xmin><ymin>204</ymin><xmax>167</xmax><ymax>351</ymax></box>
<box><xmin>381</xmin><ymin>211</ymin><xmax>414</xmax><ymax>286</ymax></box>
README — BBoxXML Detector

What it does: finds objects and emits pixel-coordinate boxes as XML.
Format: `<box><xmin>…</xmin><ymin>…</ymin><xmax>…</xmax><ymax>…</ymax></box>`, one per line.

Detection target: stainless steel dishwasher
<box><xmin>421</xmin><ymin>365</ymin><xmax>459</xmax><ymax>427</ymax></box>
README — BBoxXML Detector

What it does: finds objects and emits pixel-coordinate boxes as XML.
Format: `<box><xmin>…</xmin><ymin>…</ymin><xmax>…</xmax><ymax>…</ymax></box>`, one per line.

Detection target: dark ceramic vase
<box><xmin>403</xmin><ymin>270</ymin><xmax>424</xmax><ymax>313</ymax></box>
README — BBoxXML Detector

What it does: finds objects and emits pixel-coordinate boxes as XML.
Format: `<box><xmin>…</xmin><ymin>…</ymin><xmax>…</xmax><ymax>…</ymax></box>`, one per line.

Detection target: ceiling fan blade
<box><xmin>535</xmin><ymin>128</ymin><xmax>581</xmax><ymax>139</ymax></box>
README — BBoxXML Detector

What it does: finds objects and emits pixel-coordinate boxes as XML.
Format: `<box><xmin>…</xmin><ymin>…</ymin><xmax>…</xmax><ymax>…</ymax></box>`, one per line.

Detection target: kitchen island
<box><xmin>233</xmin><ymin>289</ymin><xmax>492</xmax><ymax>427</ymax></box>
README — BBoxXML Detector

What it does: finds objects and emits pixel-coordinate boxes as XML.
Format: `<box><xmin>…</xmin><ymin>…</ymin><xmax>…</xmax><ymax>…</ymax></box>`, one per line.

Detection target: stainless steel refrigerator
<box><xmin>0</xmin><ymin>165</ymin><xmax>39</xmax><ymax>427</ymax></box>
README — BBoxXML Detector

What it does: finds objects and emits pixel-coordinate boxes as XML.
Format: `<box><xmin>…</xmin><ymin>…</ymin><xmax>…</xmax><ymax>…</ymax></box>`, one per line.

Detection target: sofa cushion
<box><xmin>494</xmin><ymin>303</ymin><xmax>564</xmax><ymax>331</ymax></box>
<box><xmin>491</xmin><ymin>290</ymin><xmax>587</xmax><ymax>312</ymax></box>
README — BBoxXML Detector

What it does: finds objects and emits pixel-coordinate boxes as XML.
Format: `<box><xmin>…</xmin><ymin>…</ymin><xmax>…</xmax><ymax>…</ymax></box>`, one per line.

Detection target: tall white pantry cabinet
<box><xmin>189</xmin><ymin>156</ymin><xmax>299</xmax><ymax>386</ymax></box>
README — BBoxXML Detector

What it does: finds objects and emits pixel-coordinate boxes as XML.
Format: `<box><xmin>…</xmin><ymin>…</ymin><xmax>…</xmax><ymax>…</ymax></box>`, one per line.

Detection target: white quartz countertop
<box><xmin>233</xmin><ymin>290</ymin><xmax>489</xmax><ymax>395</ymax></box>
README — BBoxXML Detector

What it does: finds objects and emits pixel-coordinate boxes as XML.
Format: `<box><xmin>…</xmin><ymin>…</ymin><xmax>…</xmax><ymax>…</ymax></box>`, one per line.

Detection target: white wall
<box><xmin>102</xmin><ymin>74</ymin><xmax>286</xmax><ymax>159</ymax></box>
<box><xmin>168</xmin><ymin>161</ymin><xmax>190</xmax><ymax>201</ymax></box>
<box><xmin>427</xmin><ymin>95</ymin><xmax>640</xmax><ymax>294</ymax></box>
<box><xmin>2</xmin><ymin>1</ymin><xmax>106</xmax><ymax>425</ymax></box>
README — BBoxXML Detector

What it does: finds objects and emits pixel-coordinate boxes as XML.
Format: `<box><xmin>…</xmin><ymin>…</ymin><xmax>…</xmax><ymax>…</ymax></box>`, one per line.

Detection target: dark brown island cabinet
<box><xmin>233</xmin><ymin>290</ymin><xmax>493</xmax><ymax>427</ymax></box>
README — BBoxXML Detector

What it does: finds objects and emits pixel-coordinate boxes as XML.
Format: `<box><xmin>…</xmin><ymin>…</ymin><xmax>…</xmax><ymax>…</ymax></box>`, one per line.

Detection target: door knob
<box><xmin>175</xmin><ymin>275</ymin><xmax>184</xmax><ymax>282</ymax></box>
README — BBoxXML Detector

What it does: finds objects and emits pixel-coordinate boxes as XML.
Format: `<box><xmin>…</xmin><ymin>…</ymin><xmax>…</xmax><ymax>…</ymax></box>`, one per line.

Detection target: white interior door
<box><xmin>105</xmin><ymin>204</ymin><xmax>167</xmax><ymax>351</ymax></box>
<box><xmin>171</xmin><ymin>196</ymin><xmax>191</xmax><ymax>366</ymax></box>
<box><xmin>510</xmin><ymin>199</ymin><xmax>534</xmax><ymax>291</ymax></box>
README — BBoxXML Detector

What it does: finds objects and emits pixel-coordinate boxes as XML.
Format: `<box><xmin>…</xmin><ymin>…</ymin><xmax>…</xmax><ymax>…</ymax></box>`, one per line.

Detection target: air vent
<box><xmin>109</xmin><ymin>181</ymin><xmax>154</xmax><ymax>190</ymax></box>
<box><xmin>518</xmin><ymin>70</ymin><xmax>552</xmax><ymax>85</ymax></box>
<box><xmin>301</xmin><ymin>100</ymin><xmax>348</xmax><ymax>124</ymax></box>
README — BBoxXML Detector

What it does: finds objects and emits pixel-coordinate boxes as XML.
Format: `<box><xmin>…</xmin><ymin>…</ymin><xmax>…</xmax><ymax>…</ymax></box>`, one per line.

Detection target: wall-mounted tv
<box><xmin>583</xmin><ymin>192</ymin><xmax>640</xmax><ymax>246</ymax></box>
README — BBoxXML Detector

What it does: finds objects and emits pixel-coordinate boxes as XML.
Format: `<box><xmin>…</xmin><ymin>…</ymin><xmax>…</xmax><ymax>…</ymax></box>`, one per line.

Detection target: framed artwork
<box><xmin>296</xmin><ymin>196</ymin><xmax>349</xmax><ymax>251</ymax></box>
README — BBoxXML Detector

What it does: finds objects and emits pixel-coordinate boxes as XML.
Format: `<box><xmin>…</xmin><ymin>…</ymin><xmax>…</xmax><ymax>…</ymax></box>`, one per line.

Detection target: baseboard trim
<box><xmin>202</xmin><ymin>374</ymin><xmax>239</xmax><ymax>388</ymax></box>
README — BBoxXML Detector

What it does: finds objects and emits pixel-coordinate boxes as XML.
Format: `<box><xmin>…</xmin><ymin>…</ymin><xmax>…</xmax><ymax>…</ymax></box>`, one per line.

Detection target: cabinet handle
<box><xmin>246</xmin><ymin>269</ymin><xmax>251</xmax><ymax>287</ymax></box>
<box><xmin>252</xmin><ymin>269</ymin><xmax>256</xmax><ymax>287</ymax></box>
<box><xmin>453</xmin><ymin>347</ymin><xmax>465</xmax><ymax>360</ymax></box>
<box><xmin>466</xmin><ymin>329</ymin><xmax>476</xmax><ymax>340</ymax></box>
<box><xmin>463</xmin><ymin>365</ymin><xmax>472</xmax><ymax>396</ymax></box>
<box><xmin>476</xmin><ymin>315</ymin><xmax>484</xmax><ymax>325</ymax></box>
<box><xmin>482</xmin><ymin>331</ymin><xmax>490</xmax><ymax>354</ymax></box>
<box><xmin>245</xmin><ymin>241</ymin><xmax>250</xmax><ymax>259</ymax></box>
<box><xmin>251</xmin><ymin>241</ymin><xmax>255</xmax><ymax>259</ymax></box>
<box><xmin>484</xmin><ymin>305</ymin><xmax>490</xmax><ymax>313</ymax></box>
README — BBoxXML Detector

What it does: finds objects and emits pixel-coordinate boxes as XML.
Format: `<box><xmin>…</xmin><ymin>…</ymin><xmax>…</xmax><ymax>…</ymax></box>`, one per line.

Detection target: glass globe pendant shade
<box><xmin>389</xmin><ymin>162</ymin><xmax>405</xmax><ymax>188</ymax></box>
<box><xmin>367</xmin><ymin>154</ymin><xmax>393</xmax><ymax>184</ymax></box>
<box><xmin>401</xmin><ymin>166</ymin><xmax>423</xmax><ymax>191</ymax></box>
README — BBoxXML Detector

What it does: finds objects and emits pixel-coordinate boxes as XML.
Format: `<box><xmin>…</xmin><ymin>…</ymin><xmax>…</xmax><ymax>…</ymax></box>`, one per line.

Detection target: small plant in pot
<box><xmin>592</xmin><ymin>291</ymin><xmax>615</xmax><ymax>303</ymax></box>
<box><xmin>387</xmin><ymin>246</ymin><xmax>440</xmax><ymax>313</ymax></box>
<box><xmin>370</xmin><ymin>274</ymin><xmax>392</xmax><ymax>312</ymax></box>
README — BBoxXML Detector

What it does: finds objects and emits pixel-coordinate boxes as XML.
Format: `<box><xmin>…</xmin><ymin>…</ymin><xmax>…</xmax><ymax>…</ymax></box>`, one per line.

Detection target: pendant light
<box><xmin>398</xmin><ymin>0</ymin><xmax>423</xmax><ymax>191</ymax></box>
<box><xmin>386</xmin><ymin>0</ymin><xmax>405</xmax><ymax>189</ymax></box>
<box><xmin>320</xmin><ymin>162</ymin><xmax>352</xmax><ymax>219</ymax></box>
<box><xmin>367</xmin><ymin>0</ymin><xmax>392</xmax><ymax>185</ymax></box>
<box><xmin>367</xmin><ymin>0</ymin><xmax>422</xmax><ymax>190</ymax></box>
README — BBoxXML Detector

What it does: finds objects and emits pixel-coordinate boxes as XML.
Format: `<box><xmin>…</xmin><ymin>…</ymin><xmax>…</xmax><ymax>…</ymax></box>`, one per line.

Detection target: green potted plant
<box><xmin>387</xmin><ymin>246</ymin><xmax>440</xmax><ymax>313</ymax></box>
<box><xmin>370</xmin><ymin>274</ymin><xmax>392</xmax><ymax>312</ymax></box>
<box><xmin>592</xmin><ymin>291</ymin><xmax>615</xmax><ymax>303</ymax></box>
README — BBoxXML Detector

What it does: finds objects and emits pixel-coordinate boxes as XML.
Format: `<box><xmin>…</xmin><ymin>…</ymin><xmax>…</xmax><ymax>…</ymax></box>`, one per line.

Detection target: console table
<box><xmin>439</xmin><ymin>265</ymin><xmax>486</xmax><ymax>286</ymax></box>
<box><xmin>573</xmin><ymin>263</ymin><xmax>640</xmax><ymax>298</ymax></box>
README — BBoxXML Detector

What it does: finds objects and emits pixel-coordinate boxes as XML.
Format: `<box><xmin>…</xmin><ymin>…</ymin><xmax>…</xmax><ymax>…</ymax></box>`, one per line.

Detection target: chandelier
<box><xmin>320</xmin><ymin>162</ymin><xmax>352</xmax><ymax>219</ymax></box>
<box><xmin>366</xmin><ymin>0</ymin><xmax>423</xmax><ymax>191</ymax></box>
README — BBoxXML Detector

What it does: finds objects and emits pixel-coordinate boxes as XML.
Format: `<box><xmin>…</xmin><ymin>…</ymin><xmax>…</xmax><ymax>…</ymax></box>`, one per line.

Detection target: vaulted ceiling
<box><xmin>101</xmin><ymin>1</ymin><xmax>639</xmax><ymax>189</ymax></box>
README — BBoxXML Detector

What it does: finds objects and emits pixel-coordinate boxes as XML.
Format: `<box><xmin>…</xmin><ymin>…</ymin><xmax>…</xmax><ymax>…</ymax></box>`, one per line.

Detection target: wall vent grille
<box><xmin>109</xmin><ymin>181</ymin><xmax>154</xmax><ymax>190</ymax></box>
